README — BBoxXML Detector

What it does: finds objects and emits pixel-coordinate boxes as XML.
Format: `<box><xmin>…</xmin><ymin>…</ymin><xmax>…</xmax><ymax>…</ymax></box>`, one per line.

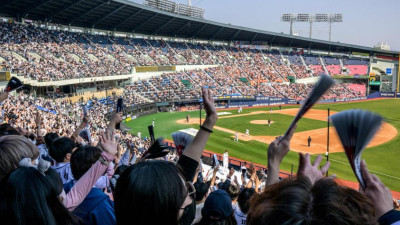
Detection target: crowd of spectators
<box><xmin>0</xmin><ymin>87</ymin><xmax>398</xmax><ymax>225</ymax></box>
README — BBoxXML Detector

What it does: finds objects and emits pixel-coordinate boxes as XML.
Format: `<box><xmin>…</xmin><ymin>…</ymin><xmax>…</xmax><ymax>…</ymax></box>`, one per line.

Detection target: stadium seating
<box><xmin>0</xmin><ymin>21</ymin><xmax>368</xmax><ymax>101</ymax></box>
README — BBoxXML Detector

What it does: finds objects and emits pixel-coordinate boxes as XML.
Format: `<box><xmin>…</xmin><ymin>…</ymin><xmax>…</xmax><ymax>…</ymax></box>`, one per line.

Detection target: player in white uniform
<box><xmin>245</xmin><ymin>129</ymin><xmax>249</xmax><ymax>136</ymax></box>
<box><xmin>222</xmin><ymin>150</ymin><xmax>229</xmax><ymax>172</ymax></box>
<box><xmin>235</xmin><ymin>132</ymin><xmax>239</xmax><ymax>142</ymax></box>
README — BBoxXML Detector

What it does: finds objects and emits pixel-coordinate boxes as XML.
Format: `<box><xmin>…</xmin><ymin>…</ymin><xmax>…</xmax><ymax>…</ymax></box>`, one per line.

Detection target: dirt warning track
<box><xmin>176</xmin><ymin>109</ymin><xmax>397</xmax><ymax>154</ymax></box>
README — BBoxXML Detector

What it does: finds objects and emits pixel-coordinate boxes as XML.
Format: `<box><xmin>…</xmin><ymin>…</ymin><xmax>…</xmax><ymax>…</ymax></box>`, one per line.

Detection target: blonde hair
<box><xmin>0</xmin><ymin>135</ymin><xmax>39</xmax><ymax>181</ymax></box>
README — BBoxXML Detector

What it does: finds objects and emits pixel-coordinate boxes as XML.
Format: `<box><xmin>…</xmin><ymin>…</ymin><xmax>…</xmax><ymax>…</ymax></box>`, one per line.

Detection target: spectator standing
<box><xmin>49</xmin><ymin>137</ymin><xmax>76</xmax><ymax>184</ymax></box>
<box><xmin>235</xmin><ymin>188</ymin><xmax>256</xmax><ymax>225</ymax></box>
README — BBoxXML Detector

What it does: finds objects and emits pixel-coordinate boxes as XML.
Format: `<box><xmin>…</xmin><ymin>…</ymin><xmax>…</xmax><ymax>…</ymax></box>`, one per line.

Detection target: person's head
<box><xmin>44</xmin><ymin>132</ymin><xmax>59</xmax><ymax>151</ymax></box>
<box><xmin>237</xmin><ymin>188</ymin><xmax>255</xmax><ymax>214</ymax></box>
<box><xmin>196</xmin><ymin>190</ymin><xmax>236</xmax><ymax>225</ymax></box>
<box><xmin>224</xmin><ymin>150</ymin><xmax>228</xmax><ymax>153</ymax></box>
<box><xmin>50</xmin><ymin>137</ymin><xmax>77</xmax><ymax>163</ymax></box>
<box><xmin>0</xmin><ymin>167</ymin><xmax>78</xmax><ymax>225</ymax></box>
<box><xmin>70</xmin><ymin>145</ymin><xmax>102</xmax><ymax>180</ymax></box>
<box><xmin>28</xmin><ymin>133</ymin><xmax>36</xmax><ymax>141</ymax></box>
<box><xmin>0</xmin><ymin>124</ymin><xmax>20</xmax><ymax>136</ymax></box>
<box><xmin>0</xmin><ymin>135</ymin><xmax>39</xmax><ymax>182</ymax></box>
<box><xmin>247</xmin><ymin>177</ymin><xmax>377</xmax><ymax>225</ymax></box>
<box><xmin>194</xmin><ymin>181</ymin><xmax>209</xmax><ymax>203</ymax></box>
<box><xmin>115</xmin><ymin>160</ymin><xmax>196</xmax><ymax>225</ymax></box>
<box><xmin>226</xmin><ymin>184</ymin><xmax>240</xmax><ymax>203</ymax></box>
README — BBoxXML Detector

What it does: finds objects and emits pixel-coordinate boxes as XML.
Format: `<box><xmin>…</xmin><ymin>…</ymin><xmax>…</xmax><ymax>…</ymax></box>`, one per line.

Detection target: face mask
<box><xmin>178</xmin><ymin>198</ymin><xmax>196</xmax><ymax>225</ymax></box>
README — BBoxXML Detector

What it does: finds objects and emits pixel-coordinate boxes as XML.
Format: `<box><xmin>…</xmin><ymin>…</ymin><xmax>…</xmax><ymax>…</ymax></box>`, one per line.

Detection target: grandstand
<box><xmin>0</xmin><ymin>0</ymin><xmax>398</xmax><ymax>104</ymax></box>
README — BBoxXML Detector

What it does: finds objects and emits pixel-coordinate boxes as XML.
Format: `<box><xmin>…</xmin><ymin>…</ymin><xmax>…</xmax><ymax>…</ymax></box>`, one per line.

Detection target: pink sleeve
<box><xmin>106</xmin><ymin>162</ymin><xmax>115</xmax><ymax>179</ymax></box>
<box><xmin>64</xmin><ymin>151</ymin><xmax>114</xmax><ymax>211</ymax></box>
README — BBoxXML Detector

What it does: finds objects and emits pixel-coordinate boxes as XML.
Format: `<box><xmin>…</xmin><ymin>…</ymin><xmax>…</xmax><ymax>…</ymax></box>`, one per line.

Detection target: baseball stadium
<box><xmin>0</xmin><ymin>0</ymin><xmax>399</xmax><ymax>224</ymax></box>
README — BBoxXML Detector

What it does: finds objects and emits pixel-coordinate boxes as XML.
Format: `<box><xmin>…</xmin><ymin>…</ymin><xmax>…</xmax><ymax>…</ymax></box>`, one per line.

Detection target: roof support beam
<box><xmin>270</xmin><ymin>36</ymin><xmax>276</xmax><ymax>45</ymax></box>
<box><xmin>19</xmin><ymin>0</ymin><xmax>56</xmax><ymax>18</ymax></box>
<box><xmin>132</xmin><ymin>14</ymin><xmax>158</xmax><ymax>31</ymax></box>
<box><xmin>1</xmin><ymin>0</ymin><xmax>19</xmax><ymax>8</ymax></box>
<box><xmin>289</xmin><ymin>39</ymin><xmax>294</xmax><ymax>48</ymax></box>
<box><xmin>251</xmin><ymin>33</ymin><xmax>258</xmax><ymax>42</ymax></box>
<box><xmin>92</xmin><ymin>5</ymin><xmax>126</xmax><ymax>27</ymax></box>
<box><xmin>113</xmin><ymin>9</ymin><xmax>143</xmax><ymax>30</ymax></box>
<box><xmin>48</xmin><ymin>0</ymin><xmax>86</xmax><ymax>21</ymax></box>
<box><xmin>174</xmin><ymin>22</ymin><xmax>190</xmax><ymax>36</ymax></box>
<box><xmin>69</xmin><ymin>1</ymin><xmax>109</xmax><ymax>26</ymax></box>
<box><xmin>211</xmin><ymin>27</ymin><xmax>224</xmax><ymax>39</ymax></box>
<box><xmin>230</xmin><ymin>30</ymin><xmax>241</xmax><ymax>41</ymax></box>
<box><xmin>152</xmin><ymin>17</ymin><xmax>175</xmax><ymax>35</ymax></box>
<box><xmin>192</xmin><ymin>24</ymin><xmax>208</xmax><ymax>37</ymax></box>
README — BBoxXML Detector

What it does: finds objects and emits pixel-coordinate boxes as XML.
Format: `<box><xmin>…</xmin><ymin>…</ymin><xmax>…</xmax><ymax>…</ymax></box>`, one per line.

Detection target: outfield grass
<box><xmin>125</xmin><ymin>99</ymin><xmax>400</xmax><ymax>191</ymax></box>
<box><xmin>218</xmin><ymin>113</ymin><xmax>326</xmax><ymax>136</ymax></box>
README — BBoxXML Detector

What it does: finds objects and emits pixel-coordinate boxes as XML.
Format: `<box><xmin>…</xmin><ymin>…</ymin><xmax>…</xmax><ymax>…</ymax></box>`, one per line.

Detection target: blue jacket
<box><xmin>64</xmin><ymin>181</ymin><xmax>116</xmax><ymax>225</ymax></box>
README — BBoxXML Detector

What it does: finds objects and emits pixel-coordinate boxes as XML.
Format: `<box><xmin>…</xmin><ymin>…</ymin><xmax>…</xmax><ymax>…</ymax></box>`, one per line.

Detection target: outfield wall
<box><xmin>367</xmin><ymin>92</ymin><xmax>400</xmax><ymax>98</ymax></box>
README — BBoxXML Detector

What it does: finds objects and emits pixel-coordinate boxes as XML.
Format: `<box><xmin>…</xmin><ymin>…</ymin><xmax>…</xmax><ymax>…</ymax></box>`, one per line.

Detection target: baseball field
<box><xmin>124</xmin><ymin>99</ymin><xmax>400</xmax><ymax>192</ymax></box>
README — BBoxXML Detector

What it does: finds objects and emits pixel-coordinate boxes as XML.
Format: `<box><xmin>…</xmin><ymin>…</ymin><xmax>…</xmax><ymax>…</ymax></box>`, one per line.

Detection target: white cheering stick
<box><xmin>279</xmin><ymin>74</ymin><xmax>335</xmax><ymax>144</ymax></box>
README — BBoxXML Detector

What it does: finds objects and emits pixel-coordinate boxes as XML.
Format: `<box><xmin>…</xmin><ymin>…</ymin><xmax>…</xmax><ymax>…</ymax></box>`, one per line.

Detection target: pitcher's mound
<box><xmin>250</xmin><ymin>120</ymin><xmax>275</xmax><ymax>125</ymax></box>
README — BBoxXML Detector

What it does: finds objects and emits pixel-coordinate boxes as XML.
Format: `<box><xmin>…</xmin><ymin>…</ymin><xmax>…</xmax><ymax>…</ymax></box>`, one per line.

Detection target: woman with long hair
<box><xmin>115</xmin><ymin>87</ymin><xmax>218</xmax><ymax>225</ymax></box>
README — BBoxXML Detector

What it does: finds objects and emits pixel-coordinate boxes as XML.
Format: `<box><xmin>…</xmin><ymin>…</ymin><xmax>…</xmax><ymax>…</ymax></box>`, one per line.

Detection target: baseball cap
<box><xmin>201</xmin><ymin>190</ymin><xmax>233</xmax><ymax>220</ymax></box>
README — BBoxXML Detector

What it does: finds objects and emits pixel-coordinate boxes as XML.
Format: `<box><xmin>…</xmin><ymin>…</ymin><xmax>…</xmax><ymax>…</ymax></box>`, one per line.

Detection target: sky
<box><xmin>131</xmin><ymin>0</ymin><xmax>400</xmax><ymax>51</ymax></box>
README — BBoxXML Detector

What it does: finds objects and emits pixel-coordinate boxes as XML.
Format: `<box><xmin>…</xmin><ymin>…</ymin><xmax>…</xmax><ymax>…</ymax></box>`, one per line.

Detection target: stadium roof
<box><xmin>1</xmin><ymin>0</ymin><xmax>398</xmax><ymax>57</ymax></box>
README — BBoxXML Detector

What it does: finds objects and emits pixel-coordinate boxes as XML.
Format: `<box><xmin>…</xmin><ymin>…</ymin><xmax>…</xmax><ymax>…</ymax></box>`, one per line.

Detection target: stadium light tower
<box><xmin>281</xmin><ymin>13</ymin><xmax>343</xmax><ymax>40</ymax></box>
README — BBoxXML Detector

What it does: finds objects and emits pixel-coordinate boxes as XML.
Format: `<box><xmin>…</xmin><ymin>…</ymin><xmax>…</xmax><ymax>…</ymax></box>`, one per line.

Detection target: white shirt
<box><xmin>223</xmin><ymin>152</ymin><xmax>229</xmax><ymax>167</ymax></box>
<box><xmin>193</xmin><ymin>202</ymin><xmax>204</xmax><ymax>224</ymax></box>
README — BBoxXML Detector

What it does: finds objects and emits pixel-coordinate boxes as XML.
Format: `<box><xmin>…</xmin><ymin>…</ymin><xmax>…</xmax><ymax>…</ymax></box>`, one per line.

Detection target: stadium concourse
<box><xmin>0</xmin><ymin>0</ymin><xmax>399</xmax><ymax>223</ymax></box>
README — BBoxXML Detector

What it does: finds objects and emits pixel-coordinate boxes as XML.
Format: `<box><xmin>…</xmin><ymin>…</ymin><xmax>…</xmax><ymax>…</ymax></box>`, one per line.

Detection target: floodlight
<box><xmin>315</xmin><ymin>13</ymin><xmax>329</xmax><ymax>22</ymax></box>
<box><xmin>330</xmin><ymin>14</ymin><xmax>343</xmax><ymax>22</ymax></box>
<box><xmin>297</xmin><ymin>13</ymin><xmax>311</xmax><ymax>22</ymax></box>
<box><xmin>281</xmin><ymin>13</ymin><xmax>343</xmax><ymax>40</ymax></box>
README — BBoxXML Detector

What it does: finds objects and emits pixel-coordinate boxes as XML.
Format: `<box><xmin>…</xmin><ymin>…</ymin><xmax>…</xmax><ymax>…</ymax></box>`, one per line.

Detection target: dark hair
<box><xmin>115</xmin><ymin>160</ymin><xmax>186</xmax><ymax>225</ymax></box>
<box><xmin>194</xmin><ymin>181</ymin><xmax>209</xmax><ymax>202</ymax></box>
<box><xmin>0</xmin><ymin>123</ymin><xmax>20</xmax><ymax>136</ymax></box>
<box><xmin>0</xmin><ymin>167</ymin><xmax>79</xmax><ymax>225</ymax></box>
<box><xmin>247</xmin><ymin>177</ymin><xmax>377</xmax><ymax>225</ymax></box>
<box><xmin>28</xmin><ymin>133</ymin><xmax>36</xmax><ymax>141</ymax></box>
<box><xmin>45</xmin><ymin>168</ymin><xmax>64</xmax><ymax>195</ymax></box>
<box><xmin>50</xmin><ymin>137</ymin><xmax>76</xmax><ymax>162</ymax></box>
<box><xmin>237</xmin><ymin>188</ymin><xmax>255</xmax><ymax>214</ymax></box>
<box><xmin>226</xmin><ymin>185</ymin><xmax>240</xmax><ymax>201</ymax></box>
<box><xmin>70</xmin><ymin>145</ymin><xmax>102</xmax><ymax>180</ymax></box>
<box><xmin>114</xmin><ymin>165</ymin><xmax>128</xmax><ymax>176</ymax></box>
<box><xmin>195</xmin><ymin>213</ymin><xmax>237</xmax><ymax>225</ymax></box>
<box><xmin>45</xmin><ymin>132</ymin><xmax>59</xmax><ymax>151</ymax></box>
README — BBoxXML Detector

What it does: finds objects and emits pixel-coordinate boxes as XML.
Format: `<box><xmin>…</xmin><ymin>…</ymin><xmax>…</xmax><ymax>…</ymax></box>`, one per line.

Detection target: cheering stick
<box><xmin>279</xmin><ymin>74</ymin><xmax>335</xmax><ymax>144</ymax></box>
<box><xmin>330</xmin><ymin>109</ymin><xmax>382</xmax><ymax>188</ymax></box>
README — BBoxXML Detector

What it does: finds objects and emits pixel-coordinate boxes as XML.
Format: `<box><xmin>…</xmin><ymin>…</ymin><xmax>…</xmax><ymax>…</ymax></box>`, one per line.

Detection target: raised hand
<box><xmin>99</xmin><ymin>130</ymin><xmax>118</xmax><ymax>156</ymax></box>
<box><xmin>202</xmin><ymin>87</ymin><xmax>217</xmax><ymax>125</ymax></box>
<box><xmin>0</xmin><ymin>91</ymin><xmax>9</xmax><ymax>103</ymax></box>
<box><xmin>361</xmin><ymin>160</ymin><xmax>393</xmax><ymax>218</ymax></box>
<box><xmin>266</xmin><ymin>124</ymin><xmax>297</xmax><ymax>186</ymax></box>
<box><xmin>268</xmin><ymin>124</ymin><xmax>297</xmax><ymax>166</ymax></box>
<box><xmin>108</xmin><ymin>112</ymin><xmax>123</xmax><ymax>129</ymax></box>
<box><xmin>297</xmin><ymin>153</ymin><xmax>334</xmax><ymax>185</ymax></box>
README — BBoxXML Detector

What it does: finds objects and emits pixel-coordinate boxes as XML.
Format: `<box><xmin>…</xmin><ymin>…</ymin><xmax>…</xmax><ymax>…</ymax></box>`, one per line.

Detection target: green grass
<box><xmin>125</xmin><ymin>99</ymin><xmax>400</xmax><ymax>191</ymax></box>
<box><xmin>218</xmin><ymin>113</ymin><xmax>326</xmax><ymax>136</ymax></box>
